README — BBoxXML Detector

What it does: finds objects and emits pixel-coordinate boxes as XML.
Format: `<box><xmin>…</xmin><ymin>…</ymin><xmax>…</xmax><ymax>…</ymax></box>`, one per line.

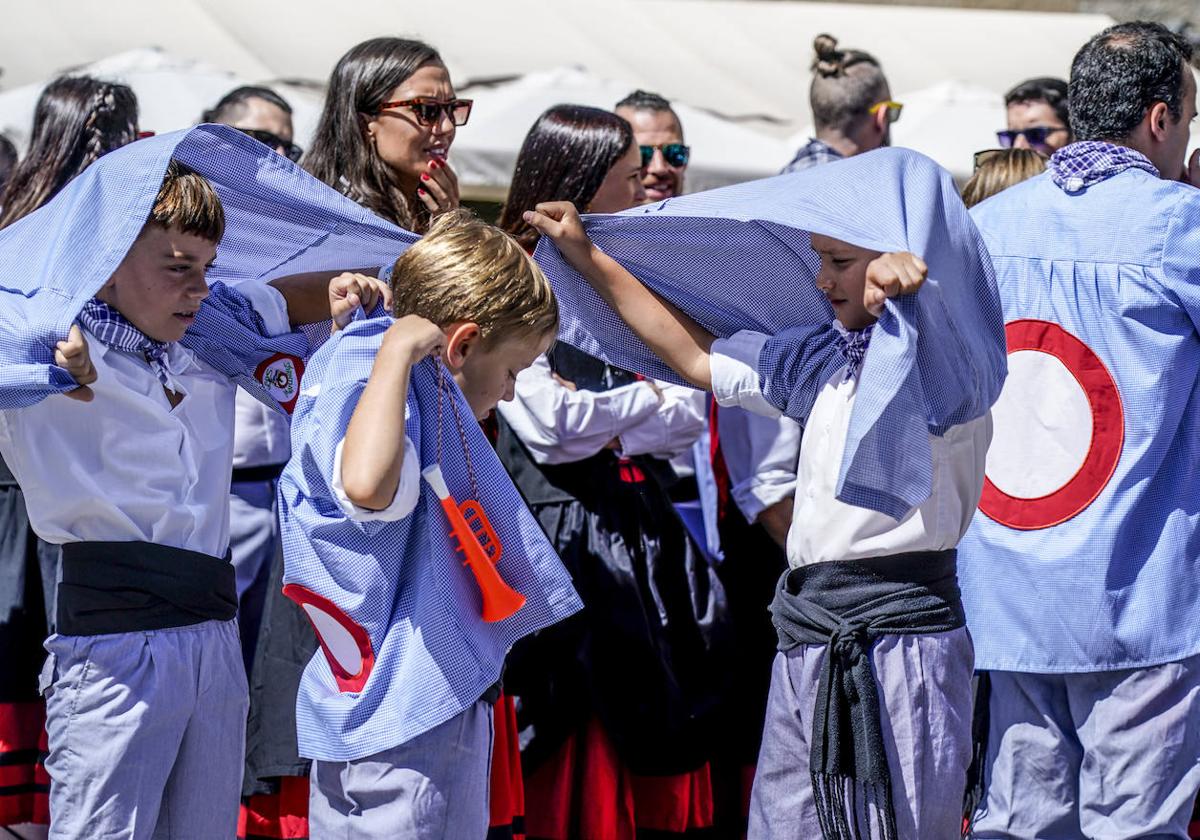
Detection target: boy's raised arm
<box><xmin>524</xmin><ymin>202</ymin><xmax>717</xmax><ymax>391</ymax></box>
<box><xmin>268</xmin><ymin>269</ymin><xmax>394</xmax><ymax>329</ymax></box>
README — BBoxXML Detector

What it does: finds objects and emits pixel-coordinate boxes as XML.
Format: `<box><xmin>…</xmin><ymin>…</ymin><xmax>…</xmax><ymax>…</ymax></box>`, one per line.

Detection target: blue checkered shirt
<box><xmin>780</xmin><ymin>138</ymin><xmax>844</xmax><ymax>174</ymax></box>
<box><xmin>535</xmin><ymin>147</ymin><xmax>1007</xmax><ymax>520</ymax></box>
<box><xmin>962</xmin><ymin>140</ymin><xmax>1200</xmax><ymax>671</ymax></box>
<box><xmin>281</xmin><ymin>315</ymin><xmax>582</xmax><ymax>759</ymax></box>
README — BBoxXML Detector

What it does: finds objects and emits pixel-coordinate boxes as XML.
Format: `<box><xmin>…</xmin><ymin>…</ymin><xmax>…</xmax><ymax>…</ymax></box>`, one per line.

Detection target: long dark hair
<box><xmin>0</xmin><ymin>76</ymin><xmax>138</xmax><ymax>228</ymax></box>
<box><xmin>304</xmin><ymin>37</ymin><xmax>442</xmax><ymax>232</ymax></box>
<box><xmin>497</xmin><ymin>105</ymin><xmax>634</xmax><ymax>251</ymax></box>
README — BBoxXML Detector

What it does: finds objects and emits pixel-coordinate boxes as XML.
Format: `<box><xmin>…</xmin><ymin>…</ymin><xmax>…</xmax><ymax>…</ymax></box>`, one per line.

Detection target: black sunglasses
<box><xmin>377</xmin><ymin>98</ymin><xmax>473</xmax><ymax>128</ymax></box>
<box><xmin>639</xmin><ymin>143</ymin><xmax>690</xmax><ymax>168</ymax></box>
<box><xmin>996</xmin><ymin>126</ymin><xmax>1068</xmax><ymax>149</ymax></box>
<box><xmin>237</xmin><ymin>128</ymin><xmax>304</xmax><ymax>162</ymax></box>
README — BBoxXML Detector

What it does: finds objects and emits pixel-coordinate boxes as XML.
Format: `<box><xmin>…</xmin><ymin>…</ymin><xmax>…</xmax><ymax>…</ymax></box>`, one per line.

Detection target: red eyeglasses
<box><xmin>376</xmin><ymin>97</ymin><xmax>473</xmax><ymax>127</ymax></box>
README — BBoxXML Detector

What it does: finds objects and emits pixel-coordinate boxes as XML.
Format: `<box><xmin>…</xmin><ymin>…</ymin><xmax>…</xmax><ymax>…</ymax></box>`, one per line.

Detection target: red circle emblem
<box><xmin>978</xmin><ymin>319</ymin><xmax>1124</xmax><ymax>531</ymax></box>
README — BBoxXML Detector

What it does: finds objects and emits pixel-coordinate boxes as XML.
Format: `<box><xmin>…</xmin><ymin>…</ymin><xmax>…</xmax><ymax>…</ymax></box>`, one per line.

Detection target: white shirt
<box><xmin>232</xmin><ymin>388</ymin><xmax>292</xmax><ymax>469</ymax></box>
<box><xmin>497</xmin><ymin>354</ymin><xmax>705</xmax><ymax>464</ymax></box>
<box><xmin>710</xmin><ymin>329</ymin><xmax>991</xmax><ymax>568</ymax></box>
<box><xmin>716</xmin><ymin>407</ymin><xmax>800</xmax><ymax>522</ymax></box>
<box><xmin>0</xmin><ymin>284</ymin><xmax>291</xmax><ymax>557</ymax></box>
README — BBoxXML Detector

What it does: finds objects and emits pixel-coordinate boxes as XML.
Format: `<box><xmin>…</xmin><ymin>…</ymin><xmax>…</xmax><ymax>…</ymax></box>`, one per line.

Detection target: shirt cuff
<box><xmin>231</xmin><ymin>280</ymin><xmax>292</xmax><ymax>336</ymax></box>
<box><xmin>710</xmin><ymin>331</ymin><xmax>780</xmax><ymax>418</ymax></box>
<box><xmin>731</xmin><ymin>472</ymin><xmax>797</xmax><ymax>522</ymax></box>
<box><xmin>331</xmin><ymin>436</ymin><xmax>421</xmax><ymax>522</ymax></box>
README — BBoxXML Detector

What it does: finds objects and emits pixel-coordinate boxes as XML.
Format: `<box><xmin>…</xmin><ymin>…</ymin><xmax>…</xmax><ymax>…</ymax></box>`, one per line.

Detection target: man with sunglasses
<box><xmin>615</xmin><ymin>89</ymin><xmax>689</xmax><ymax>202</ymax></box>
<box><xmin>202</xmin><ymin>85</ymin><xmax>303</xmax><ymax>162</ymax></box>
<box><xmin>999</xmin><ymin>77</ymin><xmax>1073</xmax><ymax>154</ymax></box>
<box><xmin>783</xmin><ymin>34</ymin><xmax>899</xmax><ymax>174</ymax></box>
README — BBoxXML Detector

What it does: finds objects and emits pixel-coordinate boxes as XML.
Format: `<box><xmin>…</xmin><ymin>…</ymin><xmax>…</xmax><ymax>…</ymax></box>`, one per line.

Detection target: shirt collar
<box><xmin>1047</xmin><ymin>141</ymin><xmax>1160</xmax><ymax>194</ymax></box>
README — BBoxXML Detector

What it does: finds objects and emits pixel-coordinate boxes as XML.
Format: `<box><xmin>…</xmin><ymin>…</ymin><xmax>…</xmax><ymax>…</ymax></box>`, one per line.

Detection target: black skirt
<box><xmin>498</xmin><ymin>418</ymin><xmax>737</xmax><ymax>776</ymax></box>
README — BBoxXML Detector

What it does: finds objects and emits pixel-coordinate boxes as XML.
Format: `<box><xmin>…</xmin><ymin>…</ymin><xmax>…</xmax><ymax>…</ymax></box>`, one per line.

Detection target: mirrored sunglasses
<box><xmin>237</xmin><ymin>128</ymin><xmax>304</xmax><ymax>162</ymax></box>
<box><xmin>639</xmin><ymin>142</ymin><xmax>690</xmax><ymax>168</ymax></box>
<box><xmin>996</xmin><ymin>126</ymin><xmax>1068</xmax><ymax>150</ymax></box>
<box><xmin>377</xmin><ymin>98</ymin><xmax>473</xmax><ymax>127</ymax></box>
<box><xmin>868</xmin><ymin>100</ymin><xmax>904</xmax><ymax>124</ymax></box>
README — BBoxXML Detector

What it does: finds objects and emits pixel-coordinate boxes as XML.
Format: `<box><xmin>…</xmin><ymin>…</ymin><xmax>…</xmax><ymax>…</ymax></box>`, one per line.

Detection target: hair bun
<box><xmin>812</xmin><ymin>33</ymin><xmax>844</xmax><ymax>77</ymax></box>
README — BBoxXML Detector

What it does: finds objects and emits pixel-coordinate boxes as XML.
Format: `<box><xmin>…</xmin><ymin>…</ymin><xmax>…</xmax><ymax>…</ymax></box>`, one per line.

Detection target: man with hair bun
<box><xmin>963</xmin><ymin>20</ymin><xmax>1200</xmax><ymax>838</ymax></box>
<box><xmin>783</xmin><ymin>34</ymin><xmax>899</xmax><ymax>173</ymax></box>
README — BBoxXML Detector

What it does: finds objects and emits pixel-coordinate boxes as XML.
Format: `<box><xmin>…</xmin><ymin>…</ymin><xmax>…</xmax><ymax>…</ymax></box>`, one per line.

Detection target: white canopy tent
<box><xmin>0</xmin><ymin>0</ymin><xmax>1142</xmax><ymax>187</ymax></box>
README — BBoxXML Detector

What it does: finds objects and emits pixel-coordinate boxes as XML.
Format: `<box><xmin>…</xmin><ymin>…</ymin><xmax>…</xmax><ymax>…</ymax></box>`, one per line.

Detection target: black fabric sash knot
<box><xmin>770</xmin><ymin>549</ymin><xmax>964</xmax><ymax>840</ymax></box>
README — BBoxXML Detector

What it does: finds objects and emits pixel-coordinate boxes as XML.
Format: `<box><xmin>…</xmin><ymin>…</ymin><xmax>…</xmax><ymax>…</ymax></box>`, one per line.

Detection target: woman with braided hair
<box><xmin>0</xmin><ymin>74</ymin><xmax>137</xmax><ymax>833</ymax></box>
<box><xmin>0</xmin><ymin>76</ymin><xmax>138</xmax><ymax>228</ymax></box>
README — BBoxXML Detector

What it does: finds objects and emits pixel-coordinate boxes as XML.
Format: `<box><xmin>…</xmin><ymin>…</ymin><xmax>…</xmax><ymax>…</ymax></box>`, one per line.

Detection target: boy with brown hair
<box><xmin>0</xmin><ymin>145</ymin><xmax>395</xmax><ymax>838</ymax></box>
<box><xmin>279</xmin><ymin>208</ymin><xmax>581</xmax><ymax>838</ymax></box>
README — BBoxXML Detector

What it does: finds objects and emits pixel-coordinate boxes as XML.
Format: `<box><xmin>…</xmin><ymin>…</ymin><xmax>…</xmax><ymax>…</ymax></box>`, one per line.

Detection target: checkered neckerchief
<box><xmin>837</xmin><ymin>323</ymin><xmax>873</xmax><ymax>379</ymax></box>
<box><xmin>1048</xmin><ymin>141</ymin><xmax>1160</xmax><ymax>193</ymax></box>
<box><xmin>78</xmin><ymin>298</ymin><xmax>173</xmax><ymax>390</ymax></box>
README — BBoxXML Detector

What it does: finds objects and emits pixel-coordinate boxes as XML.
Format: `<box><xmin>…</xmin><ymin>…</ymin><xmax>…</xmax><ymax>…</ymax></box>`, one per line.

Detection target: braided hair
<box><xmin>0</xmin><ymin>76</ymin><xmax>139</xmax><ymax>228</ymax></box>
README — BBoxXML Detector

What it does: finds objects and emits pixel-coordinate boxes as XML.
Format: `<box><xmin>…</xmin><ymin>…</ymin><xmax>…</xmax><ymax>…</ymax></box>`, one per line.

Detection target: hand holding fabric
<box><xmin>56</xmin><ymin>324</ymin><xmax>96</xmax><ymax>402</ymax></box>
<box><xmin>864</xmin><ymin>252</ymin><xmax>927</xmax><ymax>317</ymax></box>
<box><xmin>329</xmin><ymin>272</ymin><xmax>394</xmax><ymax>331</ymax></box>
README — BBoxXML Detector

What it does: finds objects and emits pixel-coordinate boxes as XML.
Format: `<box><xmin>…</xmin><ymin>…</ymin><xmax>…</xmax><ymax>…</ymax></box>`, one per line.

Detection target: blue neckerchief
<box><xmin>835</xmin><ymin>321</ymin><xmax>873</xmax><ymax>380</ymax></box>
<box><xmin>1048</xmin><ymin>141</ymin><xmax>1160</xmax><ymax>193</ymax></box>
<box><xmin>78</xmin><ymin>298</ymin><xmax>173</xmax><ymax>390</ymax></box>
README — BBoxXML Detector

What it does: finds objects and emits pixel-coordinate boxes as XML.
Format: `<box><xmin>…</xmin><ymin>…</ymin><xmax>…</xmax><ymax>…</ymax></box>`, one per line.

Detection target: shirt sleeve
<box><xmin>716</xmin><ymin>408</ymin><xmax>801</xmax><ymax>522</ymax></box>
<box><xmin>329</xmin><ymin>435</ymin><xmax>421</xmax><ymax>523</ymax></box>
<box><xmin>216</xmin><ymin>280</ymin><xmax>292</xmax><ymax>337</ymax></box>
<box><xmin>496</xmin><ymin>354</ymin><xmax>662</xmax><ymax>464</ymax></box>
<box><xmin>1163</xmin><ymin>195</ymin><xmax>1200</xmax><ymax>333</ymax></box>
<box><xmin>710</xmin><ymin>330</ymin><xmax>781</xmax><ymax>417</ymax></box>
<box><xmin>618</xmin><ymin>383</ymin><xmax>706</xmax><ymax>459</ymax></box>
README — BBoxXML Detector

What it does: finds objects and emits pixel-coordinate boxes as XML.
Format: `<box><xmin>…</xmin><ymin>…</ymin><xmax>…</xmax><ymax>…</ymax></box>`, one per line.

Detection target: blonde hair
<box><xmin>391</xmin><ymin>209</ymin><xmax>558</xmax><ymax>344</ymax></box>
<box><xmin>147</xmin><ymin>159</ymin><xmax>225</xmax><ymax>242</ymax></box>
<box><xmin>961</xmin><ymin>149</ymin><xmax>1047</xmax><ymax>208</ymax></box>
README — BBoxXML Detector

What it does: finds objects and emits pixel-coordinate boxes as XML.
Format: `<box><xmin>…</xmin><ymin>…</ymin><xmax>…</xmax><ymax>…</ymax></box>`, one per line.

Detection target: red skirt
<box><xmin>524</xmin><ymin>716</ymin><xmax>716</xmax><ymax>840</ymax></box>
<box><xmin>237</xmin><ymin>693</ymin><xmax>525</xmax><ymax>840</ymax></box>
<box><xmin>0</xmin><ymin>701</ymin><xmax>49</xmax><ymax>826</ymax></box>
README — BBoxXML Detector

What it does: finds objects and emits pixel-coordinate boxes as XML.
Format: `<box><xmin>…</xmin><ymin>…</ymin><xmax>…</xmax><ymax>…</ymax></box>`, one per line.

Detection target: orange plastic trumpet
<box><xmin>422</xmin><ymin>464</ymin><xmax>526</xmax><ymax>622</ymax></box>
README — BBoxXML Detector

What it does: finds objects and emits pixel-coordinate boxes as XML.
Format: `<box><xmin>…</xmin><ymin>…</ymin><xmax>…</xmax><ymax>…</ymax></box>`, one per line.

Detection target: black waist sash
<box><xmin>770</xmin><ymin>549</ymin><xmax>964</xmax><ymax>840</ymax></box>
<box><xmin>57</xmin><ymin>541</ymin><xmax>237</xmax><ymax>636</ymax></box>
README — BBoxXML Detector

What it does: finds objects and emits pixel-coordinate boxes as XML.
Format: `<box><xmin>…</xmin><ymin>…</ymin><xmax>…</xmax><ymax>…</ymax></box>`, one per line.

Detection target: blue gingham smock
<box><xmin>534</xmin><ymin>148</ymin><xmax>1008</xmax><ymax>520</ymax></box>
<box><xmin>279</xmin><ymin>316</ymin><xmax>583</xmax><ymax>761</ymax></box>
<box><xmin>960</xmin><ymin>144</ymin><xmax>1200</xmax><ymax>673</ymax></box>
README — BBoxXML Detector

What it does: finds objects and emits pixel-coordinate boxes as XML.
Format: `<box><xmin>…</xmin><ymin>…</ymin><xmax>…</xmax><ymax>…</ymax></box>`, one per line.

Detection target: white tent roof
<box><xmin>454</xmin><ymin>66</ymin><xmax>791</xmax><ymax>196</ymax></box>
<box><xmin>0</xmin><ymin>0</ymin><xmax>1114</xmax><ymax>135</ymax></box>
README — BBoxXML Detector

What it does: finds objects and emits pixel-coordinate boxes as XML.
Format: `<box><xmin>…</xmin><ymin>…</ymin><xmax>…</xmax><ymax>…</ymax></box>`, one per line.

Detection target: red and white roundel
<box><xmin>978</xmin><ymin>319</ymin><xmax>1124</xmax><ymax>531</ymax></box>
<box><xmin>255</xmin><ymin>353</ymin><xmax>305</xmax><ymax>414</ymax></box>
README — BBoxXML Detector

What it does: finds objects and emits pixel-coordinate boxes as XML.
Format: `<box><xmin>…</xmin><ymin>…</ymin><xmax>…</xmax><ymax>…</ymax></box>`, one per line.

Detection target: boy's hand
<box><xmin>417</xmin><ymin>158</ymin><xmax>461</xmax><ymax>217</ymax></box>
<box><xmin>864</xmin><ymin>252</ymin><xmax>928</xmax><ymax>317</ymax></box>
<box><xmin>56</xmin><ymin>324</ymin><xmax>96</xmax><ymax>402</ymax></box>
<box><xmin>523</xmin><ymin>202</ymin><xmax>596</xmax><ymax>267</ymax></box>
<box><xmin>329</xmin><ymin>272</ymin><xmax>394</xmax><ymax>331</ymax></box>
<box><xmin>382</xmin><ymin>315</ymin><xmax>446</xmax><ymax>365</ymax></box>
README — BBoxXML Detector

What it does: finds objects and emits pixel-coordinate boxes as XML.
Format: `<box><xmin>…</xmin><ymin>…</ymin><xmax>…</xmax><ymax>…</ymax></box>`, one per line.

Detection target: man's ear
<box><xmin>444</xmin><ymin>321</ymin><xmax>482</xmax><ymax>371</ymax></box>
<box><xmin>1148</xmin><ymin>101</ymin><xmax>1172</xmax><ymax>142</ymax></box>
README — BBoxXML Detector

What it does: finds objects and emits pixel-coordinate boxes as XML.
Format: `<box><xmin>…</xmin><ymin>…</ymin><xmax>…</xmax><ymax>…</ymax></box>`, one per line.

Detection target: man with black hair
<box><xmin>783</xmin><ymin>34</ymin><xmax>898</xmax><ymax>173</ymax></box>
<box><xmin>961</xmin><ymin>20</ymin><xmax>1200</xmax><ymax>838</ymax></box>
<box><xmin>615</xmin><ymin>89</ymin><xmax>688</xmax><ymax>202</ymax></box>
<box><xmin>1000</xmin><ymin>77</ymin><xmax>1073</xmax><ymax>154</ymax></box>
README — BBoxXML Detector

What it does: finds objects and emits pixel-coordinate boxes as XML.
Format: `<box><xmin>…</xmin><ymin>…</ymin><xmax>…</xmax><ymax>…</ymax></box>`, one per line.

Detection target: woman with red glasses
<box><xmin>304</xmin><ymin>37</ymin><xmax>471</xmax><ymax>234</ymax></box>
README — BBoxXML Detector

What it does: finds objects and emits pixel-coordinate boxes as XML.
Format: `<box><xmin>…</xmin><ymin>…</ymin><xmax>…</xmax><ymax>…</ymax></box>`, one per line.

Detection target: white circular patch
<box><xmin>301</xmin><ymin>603</ymin><xmax>364</xmax><ymax>676</ymax></box>
<box><xmin>986</xmin><ymin>349</ymin><xmax>1093</xmax><ymax>499</ymax></box>
<box><xmin>259</xmin><ymin>356</ymin><xmax>300</xmax><ymax>403</ymax></box>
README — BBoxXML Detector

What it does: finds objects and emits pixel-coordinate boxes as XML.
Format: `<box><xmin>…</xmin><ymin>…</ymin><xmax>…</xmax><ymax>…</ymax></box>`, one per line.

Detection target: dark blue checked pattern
<box><xmin>840</xmin><ymin>325</ymin><xmax>873</xmax><ymax>379</ymax></box>
<box><xmin>280</xmin><ymin>315</ymin><xmax>582</xmax><ymax>760</ymax></box>
<box><xmin>78</xmin><ymin>298</ymin><xmax>172</xmax><ymax>389</ymax></box>
<box><xmin>0</xmin><ymin>125</ymin><xmax>418</xmax><ymax>411</ymax></box>
<box><xmin>1047</xmin><ymin>141</ymin><xmax>1159</xmax><ymax>193</ymax></box>
<box><xmin>780</xmin><ymin>138</ymin><xmax>844</xmax><ymax>174</ymax></box>
<box><xmin>534</xmin><ymin>147</ymin><xmax>1008</xmax><ymax>519</ymax></box>
<box><xmin>962</xmin><ymin>140</ymin><xmax>1200</xmax><ymax>672</ymax></box>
